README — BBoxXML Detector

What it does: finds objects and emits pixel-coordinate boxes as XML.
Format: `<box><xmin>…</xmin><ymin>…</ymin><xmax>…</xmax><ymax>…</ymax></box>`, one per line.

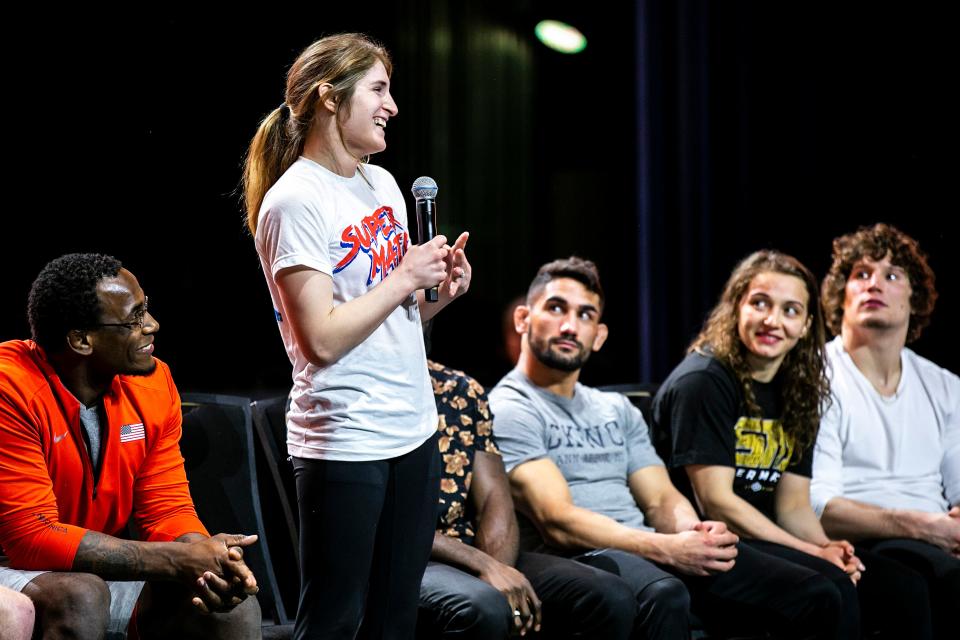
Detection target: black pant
<box><xmin>860</xmin><ymin>538</ymin><xmax>959</xmax><ymax>640</ymax></box>
<box><xmin>417</xmin><ymin>551</ymin><xmax>636</xmax><ymax>639</ymax></box>
<box><xmin>292</xmin><ymin>433</ymin><xmax>440</xmax><ymax>640</ymax></box>
<box><xmin>698</xmin><ymin>540</ymin><xmax>934</xmax><ymax>640</ymax></box>
<box><xmin>574</xmin><ymin>549</ymin><xmax>690</xmax><ymax>640</ymax></box>
<box><xmin>743</xmin><ymin>540</ymin><xmax>860</xmax><ymax>639</ymax></box>
<box><xmin>577</xmin><ymin>543</ymin><xmax>844</xmax><ymax>640</ymax></box>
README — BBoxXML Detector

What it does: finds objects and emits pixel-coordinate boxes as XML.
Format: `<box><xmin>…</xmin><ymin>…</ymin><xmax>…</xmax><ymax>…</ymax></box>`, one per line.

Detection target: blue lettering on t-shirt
<box><xmin>547</xmin><ymin>422</ymin><xmax>624</xmax><ymax>451</ymax></box>
<box><xmin>582</xmin><ymin>425</ymin><xmax>605</xmax><ymax>448</ymax></box>
<box><xmin>603</xmin><ymin>421</ymin><xmax>625</xmax><ymax>446</ymax></box>
<box><xmin>546</xmin><ymin>425</ymin><xmax>564</xmax><ymax>450</ymax></box>
<box><xmin>562</xmin><ymin>424</ymin><xmax>582</xmax><ymax>448</ymax></box>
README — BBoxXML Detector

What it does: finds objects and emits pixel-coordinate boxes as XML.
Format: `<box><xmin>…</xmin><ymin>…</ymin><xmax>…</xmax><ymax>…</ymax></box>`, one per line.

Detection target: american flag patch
<box><xmin>119</xmin><ymin>423</ymin><xmax>145</xmax><ymax>443</ymax></box>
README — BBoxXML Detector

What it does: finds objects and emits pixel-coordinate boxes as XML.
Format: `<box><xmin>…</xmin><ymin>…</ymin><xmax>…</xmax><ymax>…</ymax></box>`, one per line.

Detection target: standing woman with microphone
<box><xmin>243</xmin><ymin>34</ymin><xmax>470</xmax><ymax>639</ymax></box>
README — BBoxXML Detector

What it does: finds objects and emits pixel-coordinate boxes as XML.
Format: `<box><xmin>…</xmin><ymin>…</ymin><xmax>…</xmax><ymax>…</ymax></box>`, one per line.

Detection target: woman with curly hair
<box><xmin>653</xmin><ymin>250</ymin><xmax>864</xmax><ymax>638</ymax></box>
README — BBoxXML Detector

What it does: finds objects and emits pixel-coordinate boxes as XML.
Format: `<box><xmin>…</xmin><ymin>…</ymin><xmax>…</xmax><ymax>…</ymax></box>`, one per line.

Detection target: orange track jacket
<box><xmin>0</xmin><ymin>340</ymin><xmax>207</xmax><ymax>570</ymax></box>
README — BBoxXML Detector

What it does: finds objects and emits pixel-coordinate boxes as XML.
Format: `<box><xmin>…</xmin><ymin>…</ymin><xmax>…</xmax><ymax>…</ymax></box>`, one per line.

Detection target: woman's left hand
<box><xmin>441</xmin><ymin>232</ymin><xmax>471</xmax><ymax>298</ymax></box>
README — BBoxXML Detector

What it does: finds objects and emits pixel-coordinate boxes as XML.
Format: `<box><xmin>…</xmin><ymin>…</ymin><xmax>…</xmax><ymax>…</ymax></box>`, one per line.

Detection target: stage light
<box><xmin>534</xmin><ymin>20</ymin><xmax>586</xmax><ymax>54</ymax></box>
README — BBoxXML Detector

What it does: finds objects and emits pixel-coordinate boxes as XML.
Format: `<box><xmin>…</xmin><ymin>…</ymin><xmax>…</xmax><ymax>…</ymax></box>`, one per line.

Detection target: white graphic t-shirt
<box><xmin>256</xmin><ymin>158</ymin><xmax>436</xmax><ymax>461</ymax></box>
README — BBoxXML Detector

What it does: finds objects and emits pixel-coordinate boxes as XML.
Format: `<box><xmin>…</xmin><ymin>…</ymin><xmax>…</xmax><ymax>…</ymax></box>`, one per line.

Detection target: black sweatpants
<box><xmin>577</xmin><ymin>543</ymin><xmax>844</xmax><ymax>639</ymax></box>
<box><xmin>417</xmin><ymin>551</ymin><xmax>637</xmax><ymax>639</ymax></box>
<box><xmin>861</xmin><ymin>537</ymin><xmax>959</xmax><ymax>640</ymax></box>
<box><xmin>292</xmin><ymin>433</ymin><xmax>440</xmax><ymax>640</ymax></box>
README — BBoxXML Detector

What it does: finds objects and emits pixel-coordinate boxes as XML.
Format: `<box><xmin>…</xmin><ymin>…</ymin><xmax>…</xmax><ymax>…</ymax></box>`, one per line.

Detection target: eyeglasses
<box><xmin>91</xmin><ymin>296</ymin><xmax>150</xmax><ymax>331</ymax></box>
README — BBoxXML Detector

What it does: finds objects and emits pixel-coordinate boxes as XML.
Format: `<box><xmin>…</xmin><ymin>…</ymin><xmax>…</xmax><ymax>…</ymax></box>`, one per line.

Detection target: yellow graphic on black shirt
<box><xmin>734</xmin><ymin>417</ymin><xmax>793</xmax><ymax>473</ymax></box>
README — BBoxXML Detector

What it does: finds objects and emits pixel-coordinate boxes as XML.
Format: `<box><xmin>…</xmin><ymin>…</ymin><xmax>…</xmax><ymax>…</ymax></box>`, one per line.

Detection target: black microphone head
<box><xmin>411</xmin><ymin>176</ymin><xmax>438</xmax><ymax>200</ymax></box>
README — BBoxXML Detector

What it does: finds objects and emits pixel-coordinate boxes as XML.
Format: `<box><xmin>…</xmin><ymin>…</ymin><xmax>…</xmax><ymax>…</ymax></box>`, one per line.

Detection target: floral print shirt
<box><xmin>429</xmin><ymin>360</ymin><xmax>500</xmax><ymax>546</ymax></box>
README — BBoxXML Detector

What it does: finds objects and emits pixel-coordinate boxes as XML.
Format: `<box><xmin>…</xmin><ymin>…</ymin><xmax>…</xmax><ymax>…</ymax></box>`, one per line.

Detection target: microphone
<box><xmin>411</xmin><ymin>176</ymin><xmax>440</xmax><ymax>302</ymax></box>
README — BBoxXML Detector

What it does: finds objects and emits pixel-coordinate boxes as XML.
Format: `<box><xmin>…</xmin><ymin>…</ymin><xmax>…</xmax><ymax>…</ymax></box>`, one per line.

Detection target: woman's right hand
<box><xmin>817</xmin><ymin>540</ymin><xmax>864</xmax><ymax>584</ymax></box>
<box><xmin>399</xmin><ymin>235</ymin><xmax>450</xmax><ymax>291</ymax></box>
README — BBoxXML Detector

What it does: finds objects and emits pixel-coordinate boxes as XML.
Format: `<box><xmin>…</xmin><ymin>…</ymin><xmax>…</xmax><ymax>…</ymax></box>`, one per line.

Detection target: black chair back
<box><xmin>250</xmin><ymin>395</ymin><xmax>300</xmax><ymax>619</ymax></box>
<box><xmin>179</xmin><ymin>392</ymin><xmax>292</xmax><ymax>626</ymax></box>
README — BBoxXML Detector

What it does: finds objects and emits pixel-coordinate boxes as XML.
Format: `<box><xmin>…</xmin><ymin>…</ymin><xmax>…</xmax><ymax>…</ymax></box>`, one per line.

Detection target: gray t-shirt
<box><xmin>78</xmin><ymin>403</ymin><xmax>103</xmax><ymax>475</ymax></box>
<box><xmin>490</xmin><ymin>368</ymin><xmax>664</xmax><ymax>532</ymax></box>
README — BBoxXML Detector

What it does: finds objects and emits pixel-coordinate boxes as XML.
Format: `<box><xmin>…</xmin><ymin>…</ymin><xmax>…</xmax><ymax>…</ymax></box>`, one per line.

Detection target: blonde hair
<box><xmin>243</xmin><ymin>33</ymin><xmax>392</xmax><ymax>234</ymax></box>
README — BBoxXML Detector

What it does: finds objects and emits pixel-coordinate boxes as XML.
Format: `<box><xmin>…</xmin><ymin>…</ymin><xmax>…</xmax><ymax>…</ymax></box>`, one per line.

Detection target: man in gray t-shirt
<box><xmin>493</xmin><ymin>369</ymin><xmax>661</xmax><ymax>533</ymax></box>
<box><xmin>490</xmin><ymin>256</ymin><xmax>845</xmax><ymax>639</ymax></box>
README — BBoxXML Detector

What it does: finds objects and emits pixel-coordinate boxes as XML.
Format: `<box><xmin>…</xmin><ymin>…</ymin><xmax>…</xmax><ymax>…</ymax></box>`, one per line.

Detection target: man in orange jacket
<box><xmin>0</xmin><ymin>253</ymin><xmax>261</xmax><ymax>639</ymax></box>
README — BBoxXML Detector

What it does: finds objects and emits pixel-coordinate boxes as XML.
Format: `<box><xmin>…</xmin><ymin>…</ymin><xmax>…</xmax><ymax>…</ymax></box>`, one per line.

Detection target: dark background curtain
<box><xmin>1</xmin><ymin>1</ymin><xmax>955</xmax><ymax>393</ymax></box>
<box><xmin>635</xmin><ymin>1</ymin><xmax>958</xmax><ymax>382</ymax></box>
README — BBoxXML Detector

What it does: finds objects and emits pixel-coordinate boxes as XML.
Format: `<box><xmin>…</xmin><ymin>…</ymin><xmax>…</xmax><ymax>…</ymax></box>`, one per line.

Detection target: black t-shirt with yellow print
<box><xmin>652</xmin><ymin>351</ymin><xmax>812</xmax><ymax>520</ymax></box>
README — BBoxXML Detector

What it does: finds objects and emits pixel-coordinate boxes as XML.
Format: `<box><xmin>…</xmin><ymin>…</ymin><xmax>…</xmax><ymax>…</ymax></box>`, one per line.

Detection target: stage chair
<box><xmin>250</xmin><ymin>395</ymin><xmax>300</xmax><ymax>620</ymax></box>
<box><xmin>179</xmin><ymin>392</ymin><xmax>294</xmax><ymax>636</ymax></box>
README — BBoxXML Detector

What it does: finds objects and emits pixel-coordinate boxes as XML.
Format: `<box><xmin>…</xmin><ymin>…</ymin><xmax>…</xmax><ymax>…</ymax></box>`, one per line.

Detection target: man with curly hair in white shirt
<box><xmin>811</xmin><ymin>223</ymin><xmax>959</xmax><ymax>640</ymax></box>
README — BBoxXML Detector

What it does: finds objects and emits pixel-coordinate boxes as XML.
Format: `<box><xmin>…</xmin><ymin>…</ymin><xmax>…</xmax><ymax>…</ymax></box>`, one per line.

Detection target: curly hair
<box><xmin>821</xmin><ymin>223</ymin><xmax>937</xmax><ymax>343</ymax></box>
<box><xmin>689</xmin><ymin>251</ymin><xmax>829</xmax><ymax>456</ymax></box>
<box><xmin>27</xmin><ymin>253</ymin><xmax>123</xmax><ymax>352</ymax></box>
<box><xmin>526</xmin><ymin>256</ymin><xmax>604</xmax><ymax>312</ymax></box>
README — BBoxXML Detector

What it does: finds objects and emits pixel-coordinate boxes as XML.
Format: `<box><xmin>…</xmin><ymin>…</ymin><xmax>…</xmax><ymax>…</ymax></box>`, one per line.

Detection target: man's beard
<box><xmin>529</xmin><ymin>332</ymin><xmax>590</xmax><ymax>372</ymax></box>
<box><xmin>122</xmin><ymin>358</ymin><xmax>157</xmax><ymax>377</ymax></box>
